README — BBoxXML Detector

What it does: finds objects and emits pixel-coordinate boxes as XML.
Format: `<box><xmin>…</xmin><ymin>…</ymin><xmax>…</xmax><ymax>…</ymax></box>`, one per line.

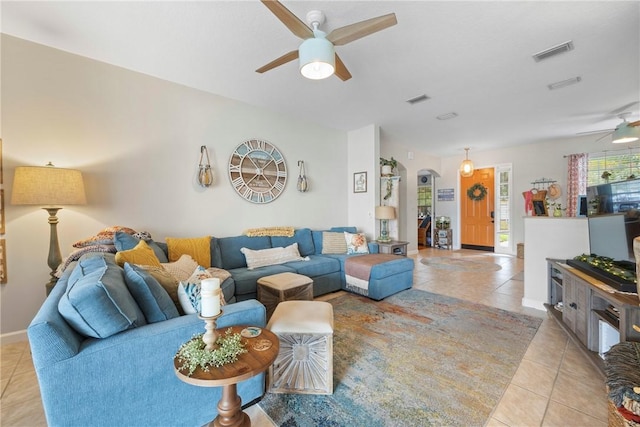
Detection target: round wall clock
<box><xmin>228</xmin><ymin>139</ymin><xmax>287</xmax><ymax>204</ymax></box>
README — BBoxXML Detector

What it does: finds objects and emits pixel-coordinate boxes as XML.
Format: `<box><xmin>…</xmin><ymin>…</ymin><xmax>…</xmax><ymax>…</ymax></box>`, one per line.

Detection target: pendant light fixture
<box><xmin>459</xmin><ymin>148</ymin><xmax>474</xmax><ymax>177</ymax></box>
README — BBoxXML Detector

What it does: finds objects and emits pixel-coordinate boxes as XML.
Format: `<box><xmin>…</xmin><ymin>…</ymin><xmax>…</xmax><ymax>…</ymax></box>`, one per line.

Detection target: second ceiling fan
<box><xmin>256</xmin><ymin>0</ymin><xmax>397</xmax><ymax>81</ymax></box>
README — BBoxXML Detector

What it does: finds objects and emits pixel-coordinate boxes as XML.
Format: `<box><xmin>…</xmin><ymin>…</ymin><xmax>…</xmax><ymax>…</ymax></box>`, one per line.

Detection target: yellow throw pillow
<box><xmin>166</xmin><ymin>236</ymin><xmax>211</xmax><ymax>267</ymax></box>
<box><xmin>114</xmin><ymin>240</ymin><xmax>162</xmax><ymax>268</ymax></box>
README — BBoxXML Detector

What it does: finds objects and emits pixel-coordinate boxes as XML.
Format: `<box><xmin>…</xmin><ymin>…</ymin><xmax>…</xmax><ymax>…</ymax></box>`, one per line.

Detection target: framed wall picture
<box><xmin>0</xmin><ymin>138</ymin><xmax>3</xmax><ymax>234</ymax></box>
<box><xmin>532</xmin><ymin>200</ymin><xmax>548</xmax><ymax>216</ymax></box>
<box><xmin>0</xmin><ymin>239</ymin><xmax>6</xmax><ymax>284</ymax></box>
<box><xmin>353</xmin><ymin>172</ymin><xmax>367</xmax><ymax>193</ymax></box>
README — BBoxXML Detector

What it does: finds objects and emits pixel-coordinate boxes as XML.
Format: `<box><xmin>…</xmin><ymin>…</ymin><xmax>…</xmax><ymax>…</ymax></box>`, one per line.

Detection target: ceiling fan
<box><xmin>589</xmin><ymin>112</ymin><xmax>640</xmax><ymax>143</ymax></box>
<box><xmin>256</xmin><ymin>0</ymin><xmax>397</xmax><ymax>81</ymax></box>
<box><xmin>576</xmin><ymin>101</ymin><xmax>640</xmax><ymax>143</ymax></box>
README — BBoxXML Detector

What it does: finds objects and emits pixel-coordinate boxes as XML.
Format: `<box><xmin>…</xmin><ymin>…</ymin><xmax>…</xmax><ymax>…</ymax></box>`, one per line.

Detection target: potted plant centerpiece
<box><xmin>380</xmin><ymin>157</ymin><xmax>398</xmax><ymax>176</ymax></box>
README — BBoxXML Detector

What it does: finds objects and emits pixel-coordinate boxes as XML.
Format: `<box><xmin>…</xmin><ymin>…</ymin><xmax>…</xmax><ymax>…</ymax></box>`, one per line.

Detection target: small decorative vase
<box><xmin>381</xmin><ymin>165</ymin><xmax>392</xmax><ymax>176</ymax></box>
<box><xmin>553</xmin><ymin>207</ymin><xmax>562</xmax><ymax>217</ymax></box>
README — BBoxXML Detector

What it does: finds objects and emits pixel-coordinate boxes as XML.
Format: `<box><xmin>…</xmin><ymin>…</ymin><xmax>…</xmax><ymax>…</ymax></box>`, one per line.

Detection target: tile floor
<box><xmin>1</xmin><ymin>247</ymin><xmax>608</xmax><ymax>426</ymax></box>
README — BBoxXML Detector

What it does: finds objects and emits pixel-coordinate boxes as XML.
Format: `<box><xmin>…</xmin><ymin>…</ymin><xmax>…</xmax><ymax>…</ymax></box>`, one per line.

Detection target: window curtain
<box><xmin>567</xmin><ymin>153</ymin><xmax>588</xmax><ymax>217</ymax></box>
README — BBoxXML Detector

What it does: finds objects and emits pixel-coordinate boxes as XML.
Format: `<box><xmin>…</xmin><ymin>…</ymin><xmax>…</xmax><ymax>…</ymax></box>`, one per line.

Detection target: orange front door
<box><xmin>461</xmin><ymin>168</ymin><xmax>495</xmax><ymax>249</ymax></box>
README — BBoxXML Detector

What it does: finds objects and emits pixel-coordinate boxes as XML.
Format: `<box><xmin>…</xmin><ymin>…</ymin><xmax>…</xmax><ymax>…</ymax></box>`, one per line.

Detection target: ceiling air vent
<box><xmin>547</xmin><ymin>76</ymin><xmax>582</xmax><ymax>90</ymax></box>
<box><xmin>532</xmin><ymin>40</ymin><xmax>574</xmax><ymax>62</ymax></box>
<box><xmin>436</xmin><ymin>112</ymin><xmax>458</xmax><ymax>120</ymax></box>
<box><xmin>406</xmin><ymin>94</ymin><xmax>430</xmax><ymax>105</ymax></box>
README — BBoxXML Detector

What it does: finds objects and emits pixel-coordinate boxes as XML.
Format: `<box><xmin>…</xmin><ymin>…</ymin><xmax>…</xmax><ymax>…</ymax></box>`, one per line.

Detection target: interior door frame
<box><xmin>459</xmin><ymin>166</ymin><xmax>495</xmax><ymax>250</ymax></box>
<box><xmin>456</xmin><ymin>163</ymin><xmax>513</xmax><ymax>254</ymax></box>
<box><xmin>494</xmin><ymin>163</ymin><xmax>513</xmax><ymax>255</ymax></box>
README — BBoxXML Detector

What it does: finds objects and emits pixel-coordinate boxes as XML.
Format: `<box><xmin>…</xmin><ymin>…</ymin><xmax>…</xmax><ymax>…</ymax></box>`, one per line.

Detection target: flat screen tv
<box><xmin>588</xmin><ymin>213</ymin><xmax>637</xmax><ymax>265</ymax></box>
<box><xmin>567</xmin><ymin>212</ymin><xmax>640</xmax><ymax>292</ymax></box>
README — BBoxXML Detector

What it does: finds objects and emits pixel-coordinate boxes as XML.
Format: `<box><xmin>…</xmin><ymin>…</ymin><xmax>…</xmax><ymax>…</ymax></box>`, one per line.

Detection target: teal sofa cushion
<box><xmin>123</xmin><ymin>263</ymin><xmax>180</xmax><ymax>323</ymax></box>
<box><xmin>218</xmin><ymin>236</ymin><xmax>271</xmax><ymax>269</ymax></box>
<box><xmin>271</xmin><ymin>228</ymin><xmax>315</xmax><ymax>257</ymax></box>
<box><xmin>284</xmin><ymin>255</ymin><xmax>340</xmax><ymax>277</ymax></box>
<box><xmin>58</xmin><ymin>253</ymin><xmax>147</xmax><ymax>338</ymax></box>
<box><xmin>114</xmin><ymin>231</ymin><xmax>169</xmax><ymax>263</ymax></box>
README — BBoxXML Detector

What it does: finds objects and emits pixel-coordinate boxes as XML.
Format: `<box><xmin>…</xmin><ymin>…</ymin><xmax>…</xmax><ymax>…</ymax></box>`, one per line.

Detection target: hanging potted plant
<box><xmin>380</xmin><ymin>157</ymin><xmax>398</xmax><ymax>176</ymax></box>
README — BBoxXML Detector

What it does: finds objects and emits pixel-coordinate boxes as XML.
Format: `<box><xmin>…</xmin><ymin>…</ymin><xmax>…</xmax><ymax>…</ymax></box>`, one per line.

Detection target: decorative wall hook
<box><xmin>198</xmin><ymin>145</ymin><xmax>213</xmax><ymax>188</ymax></box>
<box><xmin>297</xmin><ymin>160</ymin><xmax>308</xmax><ymax>192</ymax></box>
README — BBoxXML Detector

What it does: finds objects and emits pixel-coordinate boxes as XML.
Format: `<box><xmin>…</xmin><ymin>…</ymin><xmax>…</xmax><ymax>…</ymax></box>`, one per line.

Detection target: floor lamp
<box><xmin>375</xmin><ymin>206</ymin><xmax>396</xmax><ymax>243</ymax></box>
<box><xmin>11</xmin><ymin>163</ymin><xmax>86</xmax><ymax>293</ymax></box>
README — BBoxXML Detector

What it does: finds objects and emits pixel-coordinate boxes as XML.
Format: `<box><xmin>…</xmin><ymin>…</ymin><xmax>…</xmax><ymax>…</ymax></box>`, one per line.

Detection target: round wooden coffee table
<box><xmin>174</xmin><ymin>325</ymin><xmax>279</xmax><ymax>427</ymax></box>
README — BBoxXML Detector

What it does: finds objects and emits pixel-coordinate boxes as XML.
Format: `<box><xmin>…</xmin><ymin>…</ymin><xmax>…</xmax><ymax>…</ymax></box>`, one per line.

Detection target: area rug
<box><xmin>420</xmin><ymin>256</ymin><xmax>502</xmax><ymax>272</ymax></box>
<box><xmin>259</xmin><ymin>289</ymin><xmax>541</xmax><ymax>426</ymax></box>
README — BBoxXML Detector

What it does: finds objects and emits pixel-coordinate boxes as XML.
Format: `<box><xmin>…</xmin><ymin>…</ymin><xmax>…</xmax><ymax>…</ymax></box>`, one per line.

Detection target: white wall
<box><xmin>436</xmin><ymin>136</ymin><xmax>604</xmax><ymax>252</ymax></box>
<box><xmin>347</xmin><ymin>125</ymin><xmax>379</xmax><ymax>240</ymax></box>
<box><xmin>1</xmin><ymin>35</ymin><xmax>349</xmax><ymax>336</ymax></box>
<box><xmin>523</xmin><ymin>217</ymin><xmax>589</xmax><ymax>309</ymax></box>
<box><xmin>379</xmin><ymin>141</ymin><xmax>441</xmax><ymax>252</ymax></box>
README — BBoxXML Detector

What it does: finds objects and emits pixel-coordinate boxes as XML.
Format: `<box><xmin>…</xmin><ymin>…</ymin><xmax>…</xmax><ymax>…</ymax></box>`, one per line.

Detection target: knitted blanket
<box><xmin>605</xmin><ymin>341</ymin><xmax>640</xmax><ymax>424</ymax></box>
<box><xmin>344</xmin><ymin>254</ymin><xmax>399</xmax><ymax>296</ymax></box>
<box><xmin>243</xmin><ymin>226</ymin><xmax>295</xmax><ymax>237</ymax></box>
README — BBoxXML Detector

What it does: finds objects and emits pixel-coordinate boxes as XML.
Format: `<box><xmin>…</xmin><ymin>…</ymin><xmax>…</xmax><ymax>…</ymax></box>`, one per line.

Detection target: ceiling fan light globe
<box><xmin>299</xmin><ymin>37</ymin><xmax>335</xmax><ymax>80</ymax></box>
<box><xmin>612</xmin><ymin>122</ymin><xmax>640</xmax><ymax>144</ymax></box>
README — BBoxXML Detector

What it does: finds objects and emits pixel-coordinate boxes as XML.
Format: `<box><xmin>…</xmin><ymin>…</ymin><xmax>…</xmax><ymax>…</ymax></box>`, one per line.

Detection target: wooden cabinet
<box><xmin>562</xmin><ymin>273</ymin><xmax>589</xmax><ymax>346</ymax></box>
<box><xmin>547</xmin><ymin>260</ymin><xmax>640</xmax><ymax>373</ymax></box>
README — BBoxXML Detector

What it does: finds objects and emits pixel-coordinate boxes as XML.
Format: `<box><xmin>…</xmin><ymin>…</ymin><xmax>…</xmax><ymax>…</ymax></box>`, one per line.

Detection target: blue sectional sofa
<box><xmin>28</xmin><ymin>258</ymin><xmax>267</xmax><ymax>427</ymax></box>
<box><xmin>28</xmin><ymin>226</ymin><xmax>413</xmax><ymax>426</ymax></box>
<box><xmin>214</xmin><ymin>227</ymin><xmax>414</xmax><ymax>301</ymax></box>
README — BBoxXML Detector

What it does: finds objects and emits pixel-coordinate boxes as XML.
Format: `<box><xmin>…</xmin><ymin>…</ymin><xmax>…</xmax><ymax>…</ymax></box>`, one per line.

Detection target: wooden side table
<box><xmin>257</xmin><ymin>272</ymin><xmax>314</xmax><ymax>320</ymax></box>
<box><xmin>376</xmin><ymin>240</ymin><xmax>409</xmax><ymax>256</ymax></box>
<box><xmin>174</xmin><ymin>326</ymin><xmax>279</xmax><ymax>427</ymax></box>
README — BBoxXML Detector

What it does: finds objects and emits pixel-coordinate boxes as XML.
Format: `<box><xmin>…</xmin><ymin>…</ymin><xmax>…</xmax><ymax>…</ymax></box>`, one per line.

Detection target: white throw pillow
<box><xmin>322</xmin><ymin>231</ymin><xmax>348</xmax><ymax>254</ymax></box>
<box><xmin>177</xmin><ymin>265</ymin><xmax>212</xmax><ymax>314</ymax></box>
<box><xmin>162</xmin><ymin>254</ymin><xmax>198</xmax><ymax>282</ymax></box>
<box><xmin>240</xmin><ymin>243</ymin><xmax>305</xmax><ymax>270</ymax></box>
<box><xmin>344</xmin><ymin>232</ymin><xmax>369</xmax><ymax>255</ymax></box>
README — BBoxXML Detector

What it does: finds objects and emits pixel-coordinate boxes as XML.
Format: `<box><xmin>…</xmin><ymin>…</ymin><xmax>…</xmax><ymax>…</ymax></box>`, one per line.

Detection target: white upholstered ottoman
<box><xmin>266</xmin><ymin>300</ymin><xmax>334</xmax><ymax>395</ymax></box>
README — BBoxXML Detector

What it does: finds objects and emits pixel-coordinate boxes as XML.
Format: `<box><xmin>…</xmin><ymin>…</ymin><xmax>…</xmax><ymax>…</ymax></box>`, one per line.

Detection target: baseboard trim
<box><xmin>0</xmin><ymin>330</ymin><xmax>28</xmax><ymax>345</ymax></box>
<box><xmin>521</xmin><ymin>297</ymin><xmax>546</xmax><ymax>311</ymax></box>
<box><xmin>461</xmin><ymin>244</ymin><xmax>494</xmax><ymax>252</ymax></box>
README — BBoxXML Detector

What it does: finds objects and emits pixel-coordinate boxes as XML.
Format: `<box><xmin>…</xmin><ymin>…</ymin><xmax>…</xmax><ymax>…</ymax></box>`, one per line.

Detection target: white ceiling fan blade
<box><xmin>609</xmin><ymin>101</ymin><xmax>639</xmax><ymax>116</ymax></box>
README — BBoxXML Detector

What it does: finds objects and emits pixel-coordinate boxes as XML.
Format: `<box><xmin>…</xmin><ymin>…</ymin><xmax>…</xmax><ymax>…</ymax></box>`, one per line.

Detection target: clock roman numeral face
<box><xmin>228</xmin><ymin>139</ymin><xmax>287</xmax><ymax>204</ymax></box>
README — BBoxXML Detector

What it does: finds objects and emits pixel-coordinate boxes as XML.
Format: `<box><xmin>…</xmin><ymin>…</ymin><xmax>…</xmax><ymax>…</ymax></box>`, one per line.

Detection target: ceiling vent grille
<box><xmin>436</xmin><ymin>112</ymin><xmax>458</xmax><ymax>120</ymax></box>
<box><xmin>532</xmin><ymin>40</ymin><xmax>574</xmax><ymax>62</ymax></box>
<box><xmin>406</xmin><ymin>94</ymin><xmax>430</xmax><ymax>105</ymax></box>
<box><xmin>547</xmin><ymin>76</ymin><xmax>582</xmax><ymax>90</ymax></box>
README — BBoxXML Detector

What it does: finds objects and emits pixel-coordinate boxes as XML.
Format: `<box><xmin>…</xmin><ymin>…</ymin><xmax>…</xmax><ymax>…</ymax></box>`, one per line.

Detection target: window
<box><xmin>495</xmin><ymin>164</ymin><xmax>512</xmax><ymax>254</ymax></box>
<box><xmin>417</xmin><ymin>185</ymin><xmax>432</xmax><ymax>216</ymax></box>
<box><xmin>588</xmin><ymin>150</ymin><xmax>640</xmax><ymax>186</ymax></box>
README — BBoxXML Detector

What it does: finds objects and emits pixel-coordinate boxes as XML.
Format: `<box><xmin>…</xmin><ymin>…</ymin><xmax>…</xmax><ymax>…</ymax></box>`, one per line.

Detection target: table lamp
<box><xmin>375</xmin><ymin>205</ymin><xmax>396</xmax><ymax>243</ymax></box>
<box><xmin>11</xmin><ymin>162</ymin><xmax>86</xmax><ymax>291</ymax></box>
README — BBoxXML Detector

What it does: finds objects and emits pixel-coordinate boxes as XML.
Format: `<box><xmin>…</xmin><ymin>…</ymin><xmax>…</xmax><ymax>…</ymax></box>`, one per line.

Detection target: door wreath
<box><xmin>467</xmin><ymin>183</ymin><xmax>487</xmax><ymax>201</ymax></box>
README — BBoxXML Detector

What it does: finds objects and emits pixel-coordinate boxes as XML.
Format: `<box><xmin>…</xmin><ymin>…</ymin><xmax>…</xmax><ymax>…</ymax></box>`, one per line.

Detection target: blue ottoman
<box><xmin>344</xmin><ymin>254</ymin><xmax>414</xmax><ymax>300</ymax></box>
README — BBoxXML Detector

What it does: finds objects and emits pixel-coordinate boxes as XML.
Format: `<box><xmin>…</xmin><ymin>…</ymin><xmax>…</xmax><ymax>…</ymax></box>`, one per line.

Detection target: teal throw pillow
<box><xmin>58</xmin><ymin>253</ymin><xmax>147</xmax><ymax>338</ymax></box>
<box><xmin>123</xmin><ymin>263</ymin><xmax>180</xmax><ymax>323</ymax></box>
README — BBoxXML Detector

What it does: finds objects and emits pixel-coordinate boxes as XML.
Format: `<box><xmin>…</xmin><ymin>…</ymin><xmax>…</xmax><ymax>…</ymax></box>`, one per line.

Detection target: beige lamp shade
<box><xmin>375</xmin><ymin>206</ymin><xmax>396</xmax><ymax>220</ymax></box>
<box><xmin>11</xmin><ymin>164</ymin><xmax>87</xmax><ymax>206</ymax></box>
